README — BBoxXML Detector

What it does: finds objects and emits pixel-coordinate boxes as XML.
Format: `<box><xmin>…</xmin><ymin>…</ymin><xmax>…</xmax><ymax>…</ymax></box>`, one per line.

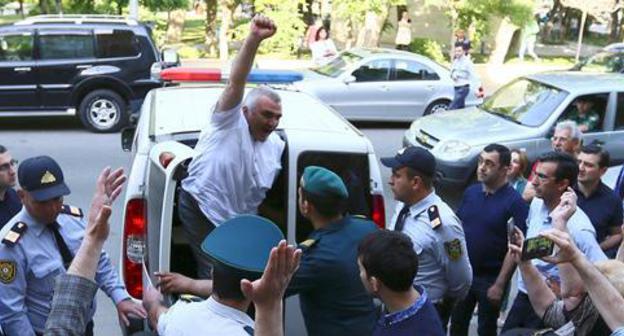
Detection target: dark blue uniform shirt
<box><xmin>373</xmin><ymin>286</ymin><xmax>444</xmax><ymax>336</ymax></box>
<box><xmin>457</xmin><ymin>183</ymin><xmax>528</xmax><ymax>276</ymax></box>
<box><xmin>0</xmin><ymin>188</ymin><xmax>21</xmax><ymax>230</ymax></box>
<box><xmin>285</xmin><ymin>216</ymin><xmax>378</xmax><ymax>336</ymax></box>
<box><xmin>576</xmin><ymin>182</ymin><xmax>623</xmax><ymax>257</ymax></box>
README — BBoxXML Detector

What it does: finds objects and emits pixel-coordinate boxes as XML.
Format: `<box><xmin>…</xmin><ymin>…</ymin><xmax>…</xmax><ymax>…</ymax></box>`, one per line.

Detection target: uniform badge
<box><xmin>2</xmin><ymin>222</ymin><xmax>27</xmax><ymax>247</ymax></box>
<box><xmin>298</xmin><ymin>239</ymin><xmax>317</xmax><ymax>251</ymax></box>
<box><xmin>41</xmin><ymin>170</ymin><xmax>57</xmax><ymax>184</ymax></box>
<box><xmin>61</xmin><ymin>205</ymin><xmax>83</xmax><ymax>218</ymax></box>
<box><xmin>0</xmin><ymin>260</ymin><xmax>16</xmax><ymax>284</ymax></box>
<box><xmin>428</xmin><ymin>205</ymin><xmax>442</xmax><ymax>230</ymax></box>
<box><xmin>444</xmin><ymin>239</ymin><xmax>463</xmax><ymax>261</ymax></box>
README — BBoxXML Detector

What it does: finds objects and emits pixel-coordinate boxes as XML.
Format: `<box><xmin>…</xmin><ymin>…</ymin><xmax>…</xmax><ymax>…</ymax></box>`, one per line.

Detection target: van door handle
<box><xmin>76</xmin><ymin>65</ymin><xmax>92</xmax><ymax>69</ymax></box>
<box><xmin>14</xmin><ymin>67</ymin><xmax>31</xmax><ymax>72</ymax></box>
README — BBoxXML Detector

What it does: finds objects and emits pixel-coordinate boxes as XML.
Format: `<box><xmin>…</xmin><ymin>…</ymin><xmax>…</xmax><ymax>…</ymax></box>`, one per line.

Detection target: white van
<box><xmin>117</xmin><ymin>72</ymin><xmax>387</xmax><ymax>335</ymax></box>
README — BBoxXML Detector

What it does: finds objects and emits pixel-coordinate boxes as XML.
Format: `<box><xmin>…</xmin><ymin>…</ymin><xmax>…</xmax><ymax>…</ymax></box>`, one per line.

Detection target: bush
<box><xmin>177</xmin><ymin>46</ymin><xmax>202</xmax><ymax>59</ymax></box>
<box><xmin>408</xmin><ymin>37</ymin><xmax>446</xmax><ymax>64</ymax></box>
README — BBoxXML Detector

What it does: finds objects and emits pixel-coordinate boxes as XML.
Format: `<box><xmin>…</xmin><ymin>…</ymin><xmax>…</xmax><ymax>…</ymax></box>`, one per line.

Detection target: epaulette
<box><xmin>61</xmin><ymin>205</ymin><xmax>83</xmax><ymax>218</ymax></box>
<box><xmin>298</xmin><ymin>238</ymin><xmax>318</xmax><ymax>252</ymax></box>
<box><xmin>428</xmin><ymin>205</ymin><xmax>442</xmax><ymax>230</ymax></box>
<box><xmin>2</xmin><ymin>222</ymin><xmax>27</xmax><ymax>247</ymax></box>
<box><xmin>243</xmin><ymin>326</ymin><xmax>254</xmax><ymax>335</ymax></box>
<box><xmin>179</xmin><ymin>294</ymin><xmax>203</xmax><ymax>303</ymax></box>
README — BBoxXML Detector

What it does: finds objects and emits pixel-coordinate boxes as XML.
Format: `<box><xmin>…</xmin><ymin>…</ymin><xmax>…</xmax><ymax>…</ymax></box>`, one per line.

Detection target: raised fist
<box><xmin>250</xmin><ymin>14</ymin><xmax>277</xmax><ymax>40</ymax></box>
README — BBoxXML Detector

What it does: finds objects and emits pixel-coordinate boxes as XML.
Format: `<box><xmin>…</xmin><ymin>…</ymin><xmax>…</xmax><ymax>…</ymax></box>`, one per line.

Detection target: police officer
<box><xmin>0</xmin><ymin>156</ymin><xmax>145</xmax><ymax>336</ymax></box>
<box><xmin>144</xmin><ymin>215</ymin><xmax>296</xmax><ymax>336</ymax></box>
<box><xmin>380</xmin><ymin>147</ymin><xmax>472</xmax><ymax>329</ymax></box>
<box><xmin>285</xmin><ymin>166</ymin><xmax>379</xmax><ymax>336</ymax></box>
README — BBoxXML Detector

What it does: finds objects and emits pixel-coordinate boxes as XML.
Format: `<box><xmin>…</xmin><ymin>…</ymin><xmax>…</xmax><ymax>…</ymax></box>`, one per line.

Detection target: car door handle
<box><xmin>14</xmin><ymin>67</ymin><xmax>31</xmax><ymax>72</ymax></box>
<box><xmin>76</xmin><ymin>65</ymin><xmax>92</xmax><ymax>69</ymax></box>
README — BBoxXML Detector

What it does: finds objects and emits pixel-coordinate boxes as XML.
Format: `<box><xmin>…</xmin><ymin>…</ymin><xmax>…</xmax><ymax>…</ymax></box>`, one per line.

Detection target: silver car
<box><xmin>294</xmin><ymin>48</ymin><xmax>483</xmax><ymax>122</ymax></box>
<box><xmin>404</xmin><ymin>71</ymin><xmax>624</xmax><ymax>189</ymax></box>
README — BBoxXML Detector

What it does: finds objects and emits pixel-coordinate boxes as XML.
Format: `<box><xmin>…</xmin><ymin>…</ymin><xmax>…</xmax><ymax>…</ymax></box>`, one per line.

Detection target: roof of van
<box><xmin>148</xmin><ymin>86</ymin><xmax>364</xmax><ymax>139</ymax></box>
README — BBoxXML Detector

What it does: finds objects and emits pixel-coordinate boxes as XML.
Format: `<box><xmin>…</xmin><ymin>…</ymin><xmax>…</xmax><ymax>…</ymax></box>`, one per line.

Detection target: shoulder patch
<box><xmin>444</xmin><ymin>239</ymin><xmax>463</xmax><ymax>261</ymax></box>
<box><xmin>61</xmin><ymin>205</ymin><xmax>83</xmax><ymax>218</ymax></box>
<box><xmin>179</xmin><ymin>294</ymin><xmax>203</xmax><ymax>303</ymax></box>
<box><xmin>298</xmin><ymin>239</ymin><xmax>317</xmax><ymax>251</ymax></box>
<box><xmin>2</xmin><ymin>222</ymin><xmax>27</xmax><ymax>247</ymax></box>
<box><xmin>0</xmin><ymin>260</ymin><xmax>16</xmax><ymax>284</ymax></box>
<box><xmin>428</xmin><ymin>205</ymin><xmax>442</xmax><ymax>230</ymax></box>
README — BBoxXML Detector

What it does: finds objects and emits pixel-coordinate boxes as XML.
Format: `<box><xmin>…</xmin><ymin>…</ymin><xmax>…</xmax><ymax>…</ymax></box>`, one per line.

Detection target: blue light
<box><xmin>247</xmin><ymin>69</ymin><xmax>303</xmax><ymax>83</ymax></box>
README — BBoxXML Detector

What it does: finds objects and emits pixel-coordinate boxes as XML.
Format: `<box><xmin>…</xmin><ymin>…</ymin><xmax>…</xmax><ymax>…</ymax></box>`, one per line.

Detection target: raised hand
<box><xmin>551</xmin><ymin>187</ymin><xmax>577</xmax><ymax>228</ymax></box>
<box><xmin>88</xmin><ymin>167</ymin><xmax>126</xmax><ymax>226</ymax></box>
<box><xmin>250</xmin><ymin>14</ymin><xmax>277</xmax><ymax>40</ymax></box>
<box><xmin>539</xmin><ymin>229</ymin><xmax>582</xmax><ymax>265</ymax></box>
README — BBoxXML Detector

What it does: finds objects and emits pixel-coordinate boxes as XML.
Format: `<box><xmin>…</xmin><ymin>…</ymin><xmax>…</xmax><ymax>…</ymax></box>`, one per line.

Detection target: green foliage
<box><xmin>333</xmin><ymin>0</ymin><xmax>405</xmax><ymax>29</ymax></box>
<box><xmin>177</xmin><ymin>45</ymin><xmax>202</xmax><ymax>58</ymax></box>
<box><xmin>409</xmin><ymin>37</ymin><xmax>446</xmax><ymax>63</ymax></box>
<box><xmin>252</xmin><ymin>0</ymin><xmax>306</xmax><ymax>55</ymax></box>
<box><xmin>143</xmin><ymin>0</ymin><xmax>188</xmax><ymax>13</ymax></box>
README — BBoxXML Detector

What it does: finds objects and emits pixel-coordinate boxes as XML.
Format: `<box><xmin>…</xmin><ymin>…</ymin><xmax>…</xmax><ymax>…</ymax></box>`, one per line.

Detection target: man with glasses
<box><xmin>0</xmin><ymin>145</ymin><xmax>21</xmax><ymax>229</ymax></box>
<box><xmin>501</xmin><ymin>151</ymin><xmax>607</xmax><ymax>332</ymax></box>
<box><xmin>524</xmin><ymin>120</ymin><xmax>583</xmax><ymax>202</ymax></box>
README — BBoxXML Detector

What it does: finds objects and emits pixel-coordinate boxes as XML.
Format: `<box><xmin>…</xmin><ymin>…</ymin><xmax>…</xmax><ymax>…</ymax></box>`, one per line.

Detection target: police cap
<box><xmin>18</xmin><ymin>155</ymin><xmax>70</xmax><ymax>201</ymax></box>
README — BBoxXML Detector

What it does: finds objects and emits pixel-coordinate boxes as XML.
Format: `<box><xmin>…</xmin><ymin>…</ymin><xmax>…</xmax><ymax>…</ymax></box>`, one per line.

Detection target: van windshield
<box><xmin>481</xmin><ymin>78</ymin><xmax>568</xmax><ymax>127</ymax></box>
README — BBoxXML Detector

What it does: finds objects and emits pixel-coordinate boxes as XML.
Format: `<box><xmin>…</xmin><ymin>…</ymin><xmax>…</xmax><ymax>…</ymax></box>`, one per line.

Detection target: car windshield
<box><xmin>312</xmin><ymin>51</ymin><xmax>363</xmax><ymax>77</ymax></box>
<box><xmin>481</xmin><ymin>78</ymin><xmax>568</xmax><ymax>127</ymax></box>
<box><xmin>577</xmin><ymin>51</ymin><xmax>624</xmax><ymax>73</ymax></box>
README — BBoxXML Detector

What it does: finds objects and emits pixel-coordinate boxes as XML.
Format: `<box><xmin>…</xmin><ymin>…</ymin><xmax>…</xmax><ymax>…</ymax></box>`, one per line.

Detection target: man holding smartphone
<box><xmin>502</xmin><ymin>151</ymin><xmax>607</xmax><ymax>332</ymax></box>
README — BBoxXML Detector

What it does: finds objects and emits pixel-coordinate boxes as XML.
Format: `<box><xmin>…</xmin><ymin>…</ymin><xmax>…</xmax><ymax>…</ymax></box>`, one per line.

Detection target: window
<box><xmin>394</xmin><ymin>60</ymin><xmax>440</xmax><ymax>80</ymax></box>
<box><xmin>559</xmin><ymin>93</ymin><xmax>608</xmax><ymax>133</ymax></box>
<box><xmin>95</xmin><ymin>30</ymin><xmax>139</xmax><ymax>58</ymax></box>
<box><xmin>39</xmin><ymin>33</ymin><xmax>95</xmax><ymax>60</ymax></box>
<box><xmin>352</xmin><ymin>59</ymin><xmax>391</xmax><ymax>82</ymax></box>
<box><xmin>616</xmin><ymin>93</ymin><xmax>624</xmax><ymax>130</ymax></box>
<box><xmin>0</xmin><ymin>33</ymin><xmax>33</xmax><ymax>61</ymax></box>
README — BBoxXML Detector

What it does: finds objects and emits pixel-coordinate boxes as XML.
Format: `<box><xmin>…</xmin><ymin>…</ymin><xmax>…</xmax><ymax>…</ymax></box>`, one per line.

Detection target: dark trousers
<box><xmin>435</xmin><ymin>297</ymin><xmax>456</xmax><ymax>333</ymax></box>
<box><xmin>450</xmin><ymin>84</ymin><xmax>470</xmax><ymax>110</ymax></box>
<box><xmin>177</xmin><ymin>188</ymin><xmax>216</xmax><ymax>279</ymax></box>
<box><xmin>501</xmin><ymin>292</ymin><xmax>544</xmax><ymax>332</ymax></box>
<box><xmin>450</xmin><ymin>275</ymin><xmax>500</xmax><ymax>336</ymax></box>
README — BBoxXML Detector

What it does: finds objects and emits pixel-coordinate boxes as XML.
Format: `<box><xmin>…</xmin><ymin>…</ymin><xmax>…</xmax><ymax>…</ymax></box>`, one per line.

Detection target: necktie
<box><xmin>393</xmin><ymin>205</ymin><xmax>411</xmax><ymax>232</ymax></box>
<box><xmin>50</xmin><ymin>222</ymin><xmax>74</xmax><ymax>269</ymax></box>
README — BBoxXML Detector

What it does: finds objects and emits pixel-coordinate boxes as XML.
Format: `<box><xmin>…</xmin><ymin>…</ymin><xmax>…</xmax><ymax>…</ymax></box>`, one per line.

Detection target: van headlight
<box><xmin>436</xmin><ymin>140</ymin><xmax>472</xmax><ymax>161</ymax></box>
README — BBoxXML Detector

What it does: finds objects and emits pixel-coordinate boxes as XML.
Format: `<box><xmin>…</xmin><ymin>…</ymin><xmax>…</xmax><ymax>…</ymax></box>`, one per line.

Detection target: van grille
<box><xmin>415</xmin><ymin>130</ymin><xmax>439</xmax><ymax>149</ymax></box>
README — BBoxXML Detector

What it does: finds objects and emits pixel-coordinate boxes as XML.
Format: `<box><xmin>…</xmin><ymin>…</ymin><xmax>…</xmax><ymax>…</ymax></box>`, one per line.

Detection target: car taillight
<box><xmin>123</xmin><ymin>198</ymin><xmax>146</xmax><ymax>299</ymax></box>
<box><xmin>371</xmin><ymin>194</ymin><xmax>386</xmax><ymax>229</ymax></box>
<box><xmin>159</xmin><ymin>152</ymin><xmax>175</xmax><ymax>168</ymax></box>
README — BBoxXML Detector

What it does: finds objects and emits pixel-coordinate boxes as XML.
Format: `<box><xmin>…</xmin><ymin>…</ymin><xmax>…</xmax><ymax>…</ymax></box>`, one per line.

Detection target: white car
<box><xmin>117</xmin><ymin>70</ymin><xmax>387</xmax><ymax>335</ymax></box>
<box><xmin>294</xmin><ymin>48</ymin><xmax>483</xmax><ymax>122</ymax></box>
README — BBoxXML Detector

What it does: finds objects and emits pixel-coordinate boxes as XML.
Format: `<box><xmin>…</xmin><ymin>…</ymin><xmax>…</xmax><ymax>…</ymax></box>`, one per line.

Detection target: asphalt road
<box><xmin>0</xmin><ymin>117</ymin><xmax>411</xmax><ymax>335</ymax></box>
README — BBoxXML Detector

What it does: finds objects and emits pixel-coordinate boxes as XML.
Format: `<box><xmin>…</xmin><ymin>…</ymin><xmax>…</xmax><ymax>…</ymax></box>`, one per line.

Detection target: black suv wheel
<box><xmin>79</xmin><ymin>89</ymin><xmax>128</xmax><ymax>133</ymax></box>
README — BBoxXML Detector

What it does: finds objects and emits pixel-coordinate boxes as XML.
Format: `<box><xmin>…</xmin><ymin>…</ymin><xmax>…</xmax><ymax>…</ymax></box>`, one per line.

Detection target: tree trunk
<box><xmin>609</xmin><ymin>9</ymin><xmax>621</xmax><ymax>43</ymax></box>
<box><xmin>39</xmin><ymin>0</ymin><xmax>49</xmax><ymax>14</ymax></box>
<box><xmin>488</xmin><ymin>17</ymin><xmax>518</xmax><ymax>65</ymax></box>
<box><xmin>54</xmin><ymin>0</ymin><xmax>62</xmax><ymax>14</ymax></box>
<box><xmin>166</xmin><ymin>10</ymin><xmax>186</xmax><ymax>44</ymax></box>
<box><xmin>355</xmin><ymin>9</ymin><xmax>388</xmax><ymax>48</ymax></box>
<box><xmin>18</xmin><ymin>0</ymin><xmax>24</xmax><ymax>18</ymax></box>
<box><xmin>218</xmin><ymin>0</ymin><xmax>234</xmax><ymax>62</ymax></box>
<box><xmin>204</xmin><ymin>0</ymin><xmax>218</xmax><ymax>57</ymax></box>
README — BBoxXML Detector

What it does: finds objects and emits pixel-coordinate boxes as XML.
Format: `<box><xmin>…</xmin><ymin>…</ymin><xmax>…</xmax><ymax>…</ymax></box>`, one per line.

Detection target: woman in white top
<box><xmin>310</xmin><ymin>27</ymin><xmax>337</xmax><ymax>66</ymax></box>
<box><xmin>395</xmin><ymin>11</ymin><xmax>411</xmax><ymax>51</ymax></box>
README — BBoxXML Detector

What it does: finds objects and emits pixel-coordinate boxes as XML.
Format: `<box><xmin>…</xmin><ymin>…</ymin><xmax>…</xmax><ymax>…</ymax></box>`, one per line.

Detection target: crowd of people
<box><xmin>1</xmin><ymin>14</ymin><xmax>624</xmax><ymax>336</ymax></box>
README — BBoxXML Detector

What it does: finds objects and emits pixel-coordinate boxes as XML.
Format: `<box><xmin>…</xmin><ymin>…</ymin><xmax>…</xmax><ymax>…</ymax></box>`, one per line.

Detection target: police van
<box><xmin>117</xmin><ymin>68</ymin><xmax>387</xmax><ymax>335</ymax></box>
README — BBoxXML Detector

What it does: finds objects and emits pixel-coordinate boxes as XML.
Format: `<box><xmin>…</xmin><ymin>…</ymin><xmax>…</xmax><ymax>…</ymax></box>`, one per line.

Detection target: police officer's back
<box><xmin>285</xmin><ymin>166</ymin><xmax>378</xmax><ymax>336</ymax></box>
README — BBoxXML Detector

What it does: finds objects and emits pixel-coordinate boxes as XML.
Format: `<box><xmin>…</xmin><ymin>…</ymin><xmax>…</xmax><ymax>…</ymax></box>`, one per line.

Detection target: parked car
<box><xmin>572</xmin><ymin>43</ymin><xmax>624</xmax><ymax>74</ymax></box>
<box><xmin>293</xmin><ymin>48</ymin><xmax>483</xmax><ymax>122</ymax></box>
<box><xmin>0</xmin><ymin>15</ymin><xmax>179</xmax><ymax>132</ymax></box>
<box><xmin>403</xmin><ymin>72</ymin><xmax>624</xmax><ymax>190</ymax></box>
<box><xmin>117</xmin><ymin>69</ymin><xmax>387</xmax><ymax>335</ymax></box>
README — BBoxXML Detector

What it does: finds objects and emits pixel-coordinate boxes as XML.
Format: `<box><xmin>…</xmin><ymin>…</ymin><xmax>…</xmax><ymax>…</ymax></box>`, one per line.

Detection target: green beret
<box><xmin>302</xmin><ymin>166</ymin><xmax>348</xmax><ymax>199</ymax></box>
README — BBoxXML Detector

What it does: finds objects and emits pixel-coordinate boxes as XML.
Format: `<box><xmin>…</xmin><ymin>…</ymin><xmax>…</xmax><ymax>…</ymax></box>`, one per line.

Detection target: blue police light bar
<box><xmin>246</xmin><ymin>69</ymin><xmax>303</xmax><ymax>83</ymax></box>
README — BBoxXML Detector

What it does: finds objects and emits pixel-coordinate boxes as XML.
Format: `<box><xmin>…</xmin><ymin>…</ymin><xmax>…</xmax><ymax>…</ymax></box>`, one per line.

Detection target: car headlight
<box><xmin>436</xmin><ymin>140</ymin><xmax>472</xmax><ymax>161</ymax></box>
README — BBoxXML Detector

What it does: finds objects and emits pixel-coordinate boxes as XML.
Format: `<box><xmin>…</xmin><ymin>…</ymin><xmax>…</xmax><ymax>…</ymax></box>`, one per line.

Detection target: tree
<box><xmin>253</xmin><ymin>0</ymin><xmax>306</xmax><ymax>54</ymax></box>
<box><xmin>204</xmin><ymin>0</ymin><xmax>218</xmax><ymax>56</ymax></box>
<box><xmin>333</xmin><ymin>0</ymin><xmax>405</xmax><ymax>48</ymax></box>
<box><xmin>144</xmin><ymin>0</ymin><xmax>189</xmax><ymax>43</ymax></box>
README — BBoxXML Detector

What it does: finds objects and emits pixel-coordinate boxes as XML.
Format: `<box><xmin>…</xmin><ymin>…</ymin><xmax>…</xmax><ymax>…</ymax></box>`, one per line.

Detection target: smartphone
<box><xmin>507</xmin><ymin>218</ymin><xmax>516</xmax><ymax>243</ymax></box>
<box><xmin>521</xmin><ymin>236</ymin><xmax>555</xmax><ymax>261</ymax></box>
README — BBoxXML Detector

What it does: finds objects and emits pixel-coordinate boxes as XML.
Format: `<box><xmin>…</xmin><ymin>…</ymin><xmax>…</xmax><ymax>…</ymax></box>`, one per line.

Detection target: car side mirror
<box><xmin>121</xmin><ymin>126</ymin><xmax>136</xmax><ymax>152</ymax></box>
<box><xmin>161</xmin><ymin>48</ymin><xmax>180</xmax><ymax>67</ymax></box>
<box><xmin>343</xmin><ymin>75</ymin><xmax>356</xmax><ymax>84</ymax></box>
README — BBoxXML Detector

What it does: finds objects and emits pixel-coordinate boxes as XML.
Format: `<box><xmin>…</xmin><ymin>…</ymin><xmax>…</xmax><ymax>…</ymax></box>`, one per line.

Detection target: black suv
<box><xmin>0</xmin><ymin>15</ymin><xmax>178</xmax><ymax>132</ymax></box>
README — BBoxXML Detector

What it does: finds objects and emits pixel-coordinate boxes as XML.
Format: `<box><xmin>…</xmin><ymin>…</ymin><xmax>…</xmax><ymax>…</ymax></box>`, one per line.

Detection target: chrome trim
<box><xmin>14</xmin><ymin>67</ymin><xmax>31</xmax><ymax>72</ymax></box>
<box><xmin>0</xmin><ymin>85</ymin><xmax>36</xmax><ymax>90</ymax></box>
<box><xmin>40</xmin><ymin>84</ymin><xmax>72</xmax><ymax>89</ymax></box>
<box><xmin>0</xmin><ymin>109</ymin><xmax>76</xmax><ymax>117</ymax></box>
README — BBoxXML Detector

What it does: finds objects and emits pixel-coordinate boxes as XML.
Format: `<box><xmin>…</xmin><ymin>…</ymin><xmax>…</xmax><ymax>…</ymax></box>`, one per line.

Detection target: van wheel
<box><xmin>424</xmin><ymin>100</ymin><xmax>450</xmax><ymax>116</ymax></box>
<box><xmin>79</xmin><ymin>89</ymin><xmax>128</xmax><ymax>133</ymax></box>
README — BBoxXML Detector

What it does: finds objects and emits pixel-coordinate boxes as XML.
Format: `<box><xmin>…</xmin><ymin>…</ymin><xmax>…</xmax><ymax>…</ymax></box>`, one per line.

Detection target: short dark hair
<box><xmin>212</xmin><ymin>263</ymin><xmax>260</xmax><ymax>301</ymax></box>
<box><xmin>301</xmin><ymin>189</ymin><xmax>347</xmax><ymax>218</ymax></box>
<box><xmin>537</xmin><ymin>151</ymin><xmax>579</xmax><ymax>187</ymax></box>
<box><xmin>580</xmin><ymin>144</ymin><xmax>610</xmax><ymax>168</ymax></box>
<box><xmin>358</xmin><ymin>231</ymin><xmax>418</xmax><ymax>292</ymax></box>
<box><xmin>483</xmin><ymin>143</ymin><xmax>511</xmax><ymax>167</ymax></box>
<box><xmin>0</xmin><ymin>145</ymin><xmax>6</xmax><ymax>154</ymax></box>
<box><xmin>404</xmin><ymin>167</ymin><xmax>433</xmax><ymax>189</ymax></box>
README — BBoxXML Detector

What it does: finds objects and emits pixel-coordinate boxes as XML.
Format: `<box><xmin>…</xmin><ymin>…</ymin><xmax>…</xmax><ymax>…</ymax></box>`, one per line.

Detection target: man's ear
<box><xmin>16</xmin><ymin>189</ymin><xmax>25</xmax><ymax>201</ymax></box>
<box><xmin>370</xmin><ymin>276</ymin><xmax>381</xmax><ymax>293</ymax></box>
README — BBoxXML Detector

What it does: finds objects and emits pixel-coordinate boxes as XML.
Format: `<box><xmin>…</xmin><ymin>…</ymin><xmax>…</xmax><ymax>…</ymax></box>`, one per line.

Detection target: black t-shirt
<box><xmin>0</xmin><ymin>188</ymin><xmax>21</xmax><ymax>229</ymax></box>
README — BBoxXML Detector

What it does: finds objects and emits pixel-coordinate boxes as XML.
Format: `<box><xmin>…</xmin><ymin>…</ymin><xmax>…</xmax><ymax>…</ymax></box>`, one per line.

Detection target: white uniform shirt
<box><xmin>182</xmin><ymin>103</ymin><xmax>285</xmax><ymax>225</ymax></box>
<box><xmin>517</xmin><ymin>198</ymin><xmax>607</xmax><ymax>294</ymax></box>
<box><xmin>157</xmin><ymin>297</ymin><xmax>254</xmax><ymax>336</ymax></box>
